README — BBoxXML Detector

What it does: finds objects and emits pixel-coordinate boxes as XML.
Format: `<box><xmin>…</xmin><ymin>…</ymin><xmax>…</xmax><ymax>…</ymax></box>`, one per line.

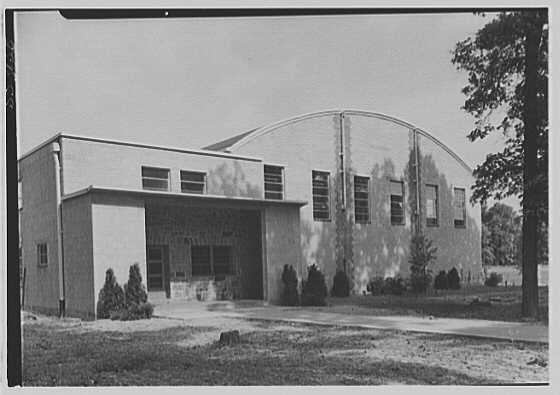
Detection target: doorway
<box><xmin>146</xmin><ymin>245</ymin><xmax>170</xmax><ymax>297</ymax></box>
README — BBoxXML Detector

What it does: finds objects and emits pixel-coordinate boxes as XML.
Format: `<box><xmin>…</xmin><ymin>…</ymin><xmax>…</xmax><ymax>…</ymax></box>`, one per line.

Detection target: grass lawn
<box><xmin>324</xmin><ymin>286</ymin><xmax>548</xmax><ymax>323</ymax></box>
<box><xmin>22</xmin><ymin>313</ymin><xmax>548</xmax><ymax>385</ymax></box>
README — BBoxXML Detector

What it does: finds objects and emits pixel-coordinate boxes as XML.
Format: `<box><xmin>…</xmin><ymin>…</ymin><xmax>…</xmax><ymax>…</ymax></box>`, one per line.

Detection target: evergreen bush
<box><xmin>301</xmin><ymin>264</ymin><xmax>328</xmax><ymax>306</ymax></box>
<box><xmin>280</xmin><ymin>264</ymin><xmax>300</xmax><ymax>306</ymax></box>
<box><xmin>96</xmin><ymin>268</ymin><xmax>125</xmax><ymax>319</ymax></box>
<box><xmin>409</xmin><ymin>234</ymin><xmax>437</xmax><ymax>294</ymax></box>
<box><xmin>331</xmin><ymin>270</ymin><xmax>350</xmax><ymax>297</ymax></box>
<box><xmin>367</xmin><ymin>276</ymin><xmax>385</xmax><ymax>295</ymax></box>
<box><xmin>434</xmin><ymin>270</ymin><xmax>449</xmax><ymax>290</ymax></box>
<box><xmin>447</xmin><ymin>267</ymin><xmax>461</xmax><ymax>289</ymax></box>
<box><xmin>484</xmin><ymin>272</ymin><xmax>502</xmax><ymax>287</ymax></box>
<box><xmin>124</xmin><ymin>263</ymin><xmax>148</xmax><ymax>306</ymax></box>
<box><xmin>384</xmin><ymin>276</ymin><xmax>405</xmax><ymax>295</ymax></box>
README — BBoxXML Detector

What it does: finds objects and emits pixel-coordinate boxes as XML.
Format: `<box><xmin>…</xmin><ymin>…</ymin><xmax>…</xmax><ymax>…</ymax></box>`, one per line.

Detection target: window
<box><xmin>354</xmin><ymin>176</ymin><xmax>370</xmax><ymax>223</ymax></box>
<box><xmin>312</xmin><ymin>171</ymin><xmax>330</xmax><ymax>221</ymax></box>
<box><xmin>425</xmin><ymin>184</ymin><xmax>438</xmax><ymax>226</ymax></box>
<box><xmin>181</xmin><ymin>170</ymin><xmax>206</xmax><ymax>194</ymax></box>
<box><xmin>390</xmin><ymin>180</ymin><xmax>405</xmax><ymax>225</ymax></box>
<box><xmin>264</xmin><ymin>165</ymin><xmax>284</xmax><ymax>200</ymax></box>
<box><xmin>142</xmin><ymin>166</ymin><xmax>169</xmax><ymax>191</ymax></box>
<box><xmin>191</xmin><ymin>245</ymin><xmax>211</xmax><ymax>276</ymax></box>
<box><xmin>37</xmin><ymin>243</ymin><xmax>48</xmax><ymax>267</ymax></box>
<box><xmin>213</xmin><ymin>246</ymin><xmax>232</xmax><ymax>275</ymax></box>
<box><xmin>453</xmin><ymin>188</ymin><xmax>466</xmax><ymax>227</ymax></box>
<box><xmin>191</xmin><ymin>245</ymin><xmax>233</xmax><ymax>276</ymax></box>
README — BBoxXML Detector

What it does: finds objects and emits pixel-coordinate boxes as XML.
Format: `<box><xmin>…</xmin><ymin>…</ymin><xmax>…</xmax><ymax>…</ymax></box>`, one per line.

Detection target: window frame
<box><xmin>353</xmin><ymin>175</ymin><xmax>371</xmax><ymax>224</ymax></box>
<box><xmin>312</xmin><ymin>170</ymin><xmax>331</xmax><ymax>221</ymax></box>
<box><xmin>190</xmin><ymin>245</ymin><xmax>233</xmax><ymax>277</ymax></box>
<box><xmin>264</xmin><ymin>164</ymin><xmax>284</xmax><ymax>200</ymax></box>
<box><xmin>390</xmin><ymin>180</ymin><xmax>405</xmax><ymax>226</ymax></box>
<box><xmin>453</xmin><ymin>187</ymin><xmax>467</xmax><ymax>228</ymax></box>
<box><xmin>180</xmin><ymin>170</ymin><xmax>206</xmax><ymax>194</ymax></box>
<box><xmin>37</xmin><ymin>243</ymin><xmax>48</xmax><ymax>267</ymax></box>
<box><xmin>425</xmin><ymin>183</ymin><xmax>439</xmax><ymax>227</ymax></box>
<box><xmin>141</xmin><ymin>166</ymin><xmax>170</xmax><ymax>191</ymax></box>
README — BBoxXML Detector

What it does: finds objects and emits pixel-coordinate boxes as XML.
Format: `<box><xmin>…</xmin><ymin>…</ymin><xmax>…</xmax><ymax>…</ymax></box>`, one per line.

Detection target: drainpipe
<box><xmin>339</xmin><ymin>111</ymin><xmax>346</xmax><ymax>210</ymax></box>
<box><xmin>52</xmin><ymin>141</ymin><xmax>65</xmax><ymax>317</ymax></box>
<box><xmin>413</xmin><ymin>129</ymin><xmax>421</xmax><ymax>235</ymax></box>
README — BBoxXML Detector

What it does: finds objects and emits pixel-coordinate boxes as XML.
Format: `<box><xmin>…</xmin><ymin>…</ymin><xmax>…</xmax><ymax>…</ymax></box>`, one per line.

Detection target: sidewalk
<box><xmin>155</xmin><ymin>301</ymin><xmax>548</xmax><ymax>343</ymax></box>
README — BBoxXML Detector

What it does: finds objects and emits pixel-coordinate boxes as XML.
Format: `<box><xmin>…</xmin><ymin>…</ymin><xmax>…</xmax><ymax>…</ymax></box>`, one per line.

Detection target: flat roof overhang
<box><xmin>62</xmin><ymin>186</ymin><xmax>307</xmax><ymax>209</ymax></box>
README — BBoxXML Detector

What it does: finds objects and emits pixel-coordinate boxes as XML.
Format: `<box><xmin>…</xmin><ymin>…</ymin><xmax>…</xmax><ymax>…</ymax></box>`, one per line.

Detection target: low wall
<box><xmin>483</xmin><ymin>265</ymin><xmax>548</xmax><ymax>287</ymax></box>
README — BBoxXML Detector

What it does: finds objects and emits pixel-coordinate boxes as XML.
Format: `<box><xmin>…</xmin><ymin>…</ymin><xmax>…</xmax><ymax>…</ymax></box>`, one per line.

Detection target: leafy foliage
<box><xmin>482</xmin><ymin>203</ymin><xmax>522</xmax><ymax>266</ymax></box>
<box><xmin>96</xmin><ymin>269</ymin><xmax>125</xmax><ymax>319</ymax></box>
<box><xmin>331</xmin><ymin>270</ymin><xmax>350</xmax><ymax>297</ymax></box>
<box><xmin>451</xmin><ymin>12</ymin><xmax>548</xmax><ymax>212</ymax></box>
<box><xmin>301</xmin><ymin>264</ymin><xmax>328</xmax><ymax>306</ymax></box>
<box><xmin>366</xmin><ymin>277</ymin><xmax>385</xmax><ymax>296</ymax></box>
<box><xmin>485</xmin><ymin>272</ymin><xmax>503</xmax><ymax>287</ymax></box>
<box><xmin>434</xmin><ymin>270</ymin><xmax>449</xmax><ymax>290</ymax></box>
<box><xmin>124</xmin><ymin>263</ymin><xmax>148</xmax><ymax>307</ymax></box>
<box><xmin>110</xmin><ymin>302</ymin><xmax>154</xmax><ymax>321</ymax></box>
<box><xmin>409</xmin><ymin>235</ymin><xmax>437</xmax><ymax>294</ymax></box>
<box><xmin>280</xmin><ymin>264</ymin><xmax>300</xmax><ymax>306</ymax></box>
<box><xmin>447</xmin><ymin>268</ymin><xmax>461</xmax><ymax>290</ymax></box>
<box><xmin>384</xmin><ymin>276</ymin><xmax>406</xmax><ymax>295</ymax></box>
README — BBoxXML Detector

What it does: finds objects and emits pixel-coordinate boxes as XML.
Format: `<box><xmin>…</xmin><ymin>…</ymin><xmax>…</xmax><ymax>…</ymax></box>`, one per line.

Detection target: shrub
<box><xmin>484</xmin><ymin>272</ymin><xmax>502</xmax><ymax>287</ymax></box>
<box><xmin>367</xmin><ymin>277</ymin><xmax>385</xmax><ymax>295</ymax></box>
<box><xmin>331</xmin><ymin>270</ymin><xmax>350</xmax><ymax>297</ymax></box>
<box><xmin>447</xmin><ymin>267</ymin><xmax>461</xmax><ymax>290</ymax></box>
<box><xmin>409</xmin><ymin>234</ymin><xmax>437</xmax><ymax>294</ymax></box>
<box><xmin>110</xmin><ymin>302</ymin><xmax>154</xmax><ymax>321</ymax></box>
<box><xmin>124</xmin><ymin>263</ymin><xmax>148</xmax><ymax>307</ymax></box>
<box><xmin>281</xmin><ymin>264</ymin><xmax>300</xmax><ymax>306</ymax></box>
<box><xmin>301</xmin><ymin>264</ymin><xmax>328</xmax><ymax>306</ymax></box>
<box><xmin>384</xmin><ymin>276</ymin><xmax>405</xmax><ymax>295</ymax></box>
<box><xmin>434</xmin><ymin>270</ymin><xmax>448</xmax><ymax>290</ymax></box>
<box><xmin>96</xmin><ymin>268</ymin><xmax>125</xmax><ymax>319</ymax></box>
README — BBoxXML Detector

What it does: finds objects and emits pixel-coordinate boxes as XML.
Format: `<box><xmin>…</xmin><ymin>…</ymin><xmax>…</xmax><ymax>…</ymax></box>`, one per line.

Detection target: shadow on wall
<box><xmin>207</xmin><ymin>161</ymin><xmax>262</xmax><ymax>198</ymax></box>
<box><xmin>300</xmin><ymin>147</ymin><xmax>482</xmax><ymax>294</ymax></box>
<box><xmin>420</xmin><ymin>153</ymin><xmax>483</xmax><ymax>284</ymax></box>
<box><xmin>351</xmin><ymin>158</ymin><xmax>413</xmax><ymax>293</ymax></box>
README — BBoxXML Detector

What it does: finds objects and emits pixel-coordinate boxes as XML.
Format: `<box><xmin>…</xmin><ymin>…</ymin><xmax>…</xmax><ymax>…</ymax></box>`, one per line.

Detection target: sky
<box><xmin>14</xmin><ymin>10</ymin><xmax>516</xmax><ymax>206</ymax></box>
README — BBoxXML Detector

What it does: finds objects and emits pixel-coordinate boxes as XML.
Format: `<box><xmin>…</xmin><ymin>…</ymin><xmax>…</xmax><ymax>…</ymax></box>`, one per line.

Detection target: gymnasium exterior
<box><xmin>19</xmin><ymin>110</ymin><xmax>483</xmax><ymax>319</ymax></box>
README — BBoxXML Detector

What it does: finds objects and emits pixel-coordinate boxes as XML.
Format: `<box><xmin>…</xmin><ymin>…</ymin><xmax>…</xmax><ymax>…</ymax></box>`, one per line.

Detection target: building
<box><xmin>19</xmin><ymin>109</ymin><xmax>483</xmax><ymax>319</ymax></box>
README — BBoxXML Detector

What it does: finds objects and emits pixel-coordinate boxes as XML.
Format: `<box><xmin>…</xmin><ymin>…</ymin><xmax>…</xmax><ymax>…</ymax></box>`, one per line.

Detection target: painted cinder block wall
<box><xmin>60</xmin><ymin>137</ymin><xmax>263</xmax><ymax>198</ymax></box>
<box><xmin>229</xmin><ymin>110</ymin><xmax>483</xmax><ymax>292</ymax></box>
<box><xmin>19</xmin><ymin>143</ymin><xmax>61</xmax><ymax>314</ymax></box>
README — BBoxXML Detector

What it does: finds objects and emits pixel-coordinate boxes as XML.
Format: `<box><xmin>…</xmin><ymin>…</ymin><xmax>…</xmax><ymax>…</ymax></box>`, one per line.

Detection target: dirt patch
<box><xmin>22</xmin><ymin>314</ymin><xmax>548</xmax><ymax>385</ymax></box>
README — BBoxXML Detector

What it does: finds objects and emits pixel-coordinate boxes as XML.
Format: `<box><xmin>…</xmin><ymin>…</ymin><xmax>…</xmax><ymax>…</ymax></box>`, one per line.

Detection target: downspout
<box><xmin>413</xmin><ymin>129</ymin><xmax>421</xmax><ymax>235</ymax></box>
<box><xmin>339</xmin><ymin>111</ymin><xmax>346</xmax><ymax>210</ymax></box>
<box><xmin>52</xmin><ymin>141</ymin><xmax>65</xmax><ymax>317</ymax></box>
<box><xmin>339</xmin><ymin>111</ymin><xmax>347</xmax><ymax>274</ymax></box>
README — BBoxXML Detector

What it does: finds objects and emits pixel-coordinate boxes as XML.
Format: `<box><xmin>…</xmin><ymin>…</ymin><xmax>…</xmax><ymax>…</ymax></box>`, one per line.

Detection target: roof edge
<box><xmin>62</xmin><ymin>185</ymin><xmax>308</xmax><ymax>207</ymax></box>
<box><xmin>18</xmin><ymin>133</ymin><xmax>263</xmax><ymax>163</ymax></box>
<box><xmin>225</xmin><ymin>108</ymin><xmax>473</xmax><ymax>173</ymax></box>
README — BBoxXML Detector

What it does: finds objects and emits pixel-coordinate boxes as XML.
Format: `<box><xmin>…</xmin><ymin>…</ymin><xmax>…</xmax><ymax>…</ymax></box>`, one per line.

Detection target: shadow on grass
<box><xmin>23</xmin><ymin>320</ymin><xmax>540</xmax><ymax>386</ymax></box>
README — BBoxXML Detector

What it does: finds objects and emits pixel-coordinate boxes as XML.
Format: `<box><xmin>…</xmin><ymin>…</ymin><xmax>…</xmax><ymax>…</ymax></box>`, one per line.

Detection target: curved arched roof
<box><xmin>204</xmin><ymin>109</ymin><xmax>473</xmax><ymax>173</ymax></box>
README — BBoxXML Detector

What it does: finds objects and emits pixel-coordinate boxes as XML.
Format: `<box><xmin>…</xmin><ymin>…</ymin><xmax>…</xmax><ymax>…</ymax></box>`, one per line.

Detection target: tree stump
<box><xmin>219</xmin><ymin>330</ymin><xmax>240</xmax><ymax>346</ymax></box>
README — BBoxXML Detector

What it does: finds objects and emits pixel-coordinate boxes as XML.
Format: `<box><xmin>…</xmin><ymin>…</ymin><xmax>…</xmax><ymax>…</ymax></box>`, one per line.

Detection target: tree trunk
<box><xmin>521</xmin><ymin>12</ymin><xmax>543</xmax><ymax>318</ymax></box>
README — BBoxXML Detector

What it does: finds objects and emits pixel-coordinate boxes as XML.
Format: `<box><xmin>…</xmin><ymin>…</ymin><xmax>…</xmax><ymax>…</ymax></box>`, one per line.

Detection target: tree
<box><xmin>482</xmin><ymin>203</ymin><xmax>521</xmax><ymax>266</ymax></box>
<box><xmin>452</xmin><ymin>11</ymin><xmax>547</xmax><ymax>318</ymax></box>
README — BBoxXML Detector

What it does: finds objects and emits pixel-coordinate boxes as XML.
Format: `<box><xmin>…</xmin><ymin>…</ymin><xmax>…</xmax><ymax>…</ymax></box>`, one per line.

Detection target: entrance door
<box><xmin>147</xmin><ymin>245</ymin><xmax>169</xmax><ymax>297</ymax></box>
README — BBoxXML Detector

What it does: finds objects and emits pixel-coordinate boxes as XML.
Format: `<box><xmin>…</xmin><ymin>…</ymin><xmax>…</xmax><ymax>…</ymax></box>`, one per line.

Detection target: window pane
<box><xmin>213</xmin><ymin>246</ymin><xmax>232</xmax><ymax>275</ymax></box>
<box><xmin>312</xmin><ymin>171</ymin><xmax>330</xmax><ymax>221</ymax></box>
<box><xmin>181</xmin><ymin>171</ymin><xmax>205</xmax><ymax>183</ymax></box>
<box><xmin>142</xmin><ymin>167</ymin><xmax>169</xmax><ymax>179</ymax></box>
<box><xmin>191</xmin><ymin>246</ymin><xmax>211</xmax><ymax>276</ymax></box>
<box><xmin>142</xmin><ymin>178</ymin><xmax>169</xmax><ymax>191</ymax></box>
<box><xmin>453</xmin><ymin>188</ymin><xmax>466</xmax><ymax>227</ymax></box>
<box><xmin>354</xmin><ymin>176</ymin><xmax>370</xmax><ymax>223</ymax></box>
<box><xmin>181</xmin><ymin>181</ymin><xmax>205</xmax><ymax>194</ymax></box>
<box><xmin>425</xmin><ymin>184</ymin><xmax>438</xmax><ymax>226</ymax></box>
<box><xmin>390</xmin><ymin>180</ymin><xmax>403</xmax><ymax>196</ymax></box>
<box><xmin>264</xmin><ymin>165</ymin><xmax>284</xmax><ymax>200</ymax></box>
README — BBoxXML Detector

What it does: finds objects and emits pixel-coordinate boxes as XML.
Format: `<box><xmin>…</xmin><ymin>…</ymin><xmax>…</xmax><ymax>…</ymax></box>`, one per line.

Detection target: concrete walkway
<box><xmin>154</xmin><ymin>301</ymin><xmax>548</xmax><ymax>343</ymax></box>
